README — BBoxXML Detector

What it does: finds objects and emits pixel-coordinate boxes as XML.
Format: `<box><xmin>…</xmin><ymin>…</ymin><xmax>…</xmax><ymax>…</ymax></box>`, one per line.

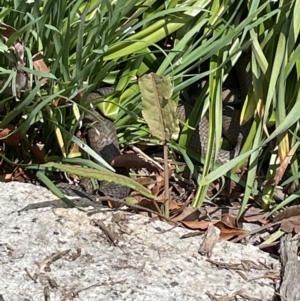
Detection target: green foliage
<box><xmin>0</xmin><ymin>0</ymin><xmax>300</xmax><ymax>216</ymax></box>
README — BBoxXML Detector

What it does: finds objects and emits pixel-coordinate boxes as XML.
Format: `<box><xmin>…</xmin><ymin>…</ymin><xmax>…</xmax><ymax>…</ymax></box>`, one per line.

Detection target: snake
<box><xmin>78</xmin><ymin>54</ymin><xmax>252</xmax><ymax>199</ymax></box>
<box><xmin>77</xmin><ymin>84</ymin><xmax>250</xmax><ymax>200</ymax></box>
<box><xmin>176</xmin><ymin>90</ymin><xmax>251</xmax><ymax>164</ymax></box>
<box><xmin>1</xmin><ymin>54</ymin><xmax>251</xmax><ymax>200</ymax></box>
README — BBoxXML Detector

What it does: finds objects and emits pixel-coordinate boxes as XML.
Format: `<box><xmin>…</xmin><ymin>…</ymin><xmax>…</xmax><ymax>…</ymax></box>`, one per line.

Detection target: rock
<box><xmin>0</xmin><ymin>182</ymin><xmax>280</xmax><ymax>301</ymax></box>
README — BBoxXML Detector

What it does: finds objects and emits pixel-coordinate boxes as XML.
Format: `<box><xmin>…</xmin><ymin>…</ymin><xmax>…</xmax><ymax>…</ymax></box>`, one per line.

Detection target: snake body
<box><xmin>1</xmin><ymin>54</ymin><xmax>251</xmax><ymax>199</ymax></box>
<box><xmin>78</xmin><ymin>52</ymin><xmax>252</xmax><ymax>199</ymax></box>
<box><xmin>81</xmin><ymin>75</ymin><xmax>250</xmax><ymax>199</ymax></box>
<box><xmin>177</xmin><ymin>92</ymin><xmax>251</xmax><ymax>164</ymax></box>
<box><xmin>83</xmin><ymin>90</ymin><xmax>131</xmax><ymax>199</ymax></box>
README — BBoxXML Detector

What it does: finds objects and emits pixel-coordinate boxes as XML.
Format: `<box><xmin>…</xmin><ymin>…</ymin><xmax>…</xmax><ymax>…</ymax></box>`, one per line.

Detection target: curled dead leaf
<box><xmin>181</xmin><ymin>220</ymin><xmax>248</xmax><ymax>240</ymax></box>
<box><xmin>0</xmin><ymin>125</ymin><xmax>21</xmax><ymax>146</ymax></box>
<box><xmin>181</xmin><ymin>220</ymin><xmax>212</xmax><ymax>230</ymax></box>
<box><xmin>33</xmin><ymin>52</ymin><xmax>50</xmax><ymax>86</ymax></box>
<box><xmin>214</xmin><ymin>221</ymin><xmax>248</xmax><ymax>240</ymax></box>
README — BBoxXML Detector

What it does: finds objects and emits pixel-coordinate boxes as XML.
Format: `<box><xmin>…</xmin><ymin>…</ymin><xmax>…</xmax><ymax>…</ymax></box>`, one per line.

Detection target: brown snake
<box><xmin>1</xmin><ymin>54</ymin><xmax>251</xmax><ymax>200</ymax></box>
<box><xmin>78</xmin><ymin>77</ymin><xmax>251</xmax><ymax>199</ymax></box>
<box><xmin>78</xmin><ymin>54</ymin><xmax>252</xmax><ymax>199</ymax></box>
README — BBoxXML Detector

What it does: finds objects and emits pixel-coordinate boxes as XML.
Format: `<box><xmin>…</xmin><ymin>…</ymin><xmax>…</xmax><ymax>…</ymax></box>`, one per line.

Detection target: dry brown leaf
<box><xmin>214</xmin><ymin>221</ymin><xmax>248</xmax><ymax>240</ymax></box>
<box><xmin>171</xmin><ymin>207</ymin><xmax>200</xmax><ymax>222</ymax></box>
<box><xmin>0</xmin><ymin>173</ymin><xmax>13</xmax><ymax>182</ymax></box>
<box><xmin>30</xmin><ymin>145</ymin><xmax>45</xmax><ymax>163</ymax></box>
<box><xmin>182</xmin><ymin>220</ymin><xmax>248</xmax><ymax>240</ymax></box>
<box><xmin>154</xmin><ymin>190</ymin><xmax>168</xmax><ymax>202</ymax></box>
<box><xmin>0</xmin><ymin>22</ymin><xmax>16</xmax><ymax>39</ymax></box>
<box><xmin>51</xmin><ymin>98</ymin><xmax>67</xmax><ymax>107</ymax></box>
<box><xmin>12</xmin><ymin>168</ymin><xmax>32</xmax><ymax>182</ymax></box>
<box><xmin>135</xmin><ymin>176</ymin><xmax>156</xmax><ymax>186</ymax></box>
<box><xmin>137</xmin><ymin>198</ymin><xmax>162</xmax><ymax>212</ymax></box>
<box><xmin>199</xmin><ymin>205</ymin><xmax>266</xmax><ymax>223</ymax></box>
<box><xmin>280</xmin><ymin>216</ymin><xmax>300</xmax><ymax>233</ymax></box>
<box><xmin>240</xmin><ymin>207</ymin><xmax>269</xmax><ymax>224</ymax></box>
<box><xmin>112</xmin><ymin>153</ymin><xmax>158</xmax><ymax>172</ymax></box>
<box><xmin>168</xmin><ymin>199</ymin><xmax>182</xmax><ymax>210</ymax></box>
<box><xmin>181</xmin><ymin>220</ymin><xmax>212</xmax><ymax>230</ymax></box>
<box><xmin>273</xmin><ymin>205</ymin><xmax>300</xmax><ymax>233</ymax></box>
<box><xmin>33</xmin><ymin>52</ymin><xmax>50</xmax><ymax>86</ymax></box>
<box><xmin>221</xmin><ymin>214</ymin><xmax>237</xmax><ymax>228</ymax></box>
<box><xmin>265</xmin><ymin>144</ymin><xmax>296</xmax><ymax>186</ymax></box>
<box><xmin>0</xmin><ymin>125</ymin><xmax>21</xmax><ymax>146</ymax></box>
<box><xmin>273</xmin><ymin>205</ymin><xmax>300</xmax><ymax>222</ymax></box>
<box><xmin>199</xmin><ymin>206</ymin><xmax>224</xmax><ymax>220</ymax></box>
<box><xmin>69</xmin><ymin>142</ymin><xmax>80</xmax><ymax>156</ymax></box>
<box><xmin>150</xmin><ymin>175</ymin><xmax>165</xmax><ymax>196</ymax></box>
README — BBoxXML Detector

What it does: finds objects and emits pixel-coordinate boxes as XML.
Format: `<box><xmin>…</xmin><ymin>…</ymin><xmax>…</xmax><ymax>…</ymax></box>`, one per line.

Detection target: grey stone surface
<box><xmin>0</xmin><ymin>182</ymin><xmax>280</xmax><ymax>301</ymax></box>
